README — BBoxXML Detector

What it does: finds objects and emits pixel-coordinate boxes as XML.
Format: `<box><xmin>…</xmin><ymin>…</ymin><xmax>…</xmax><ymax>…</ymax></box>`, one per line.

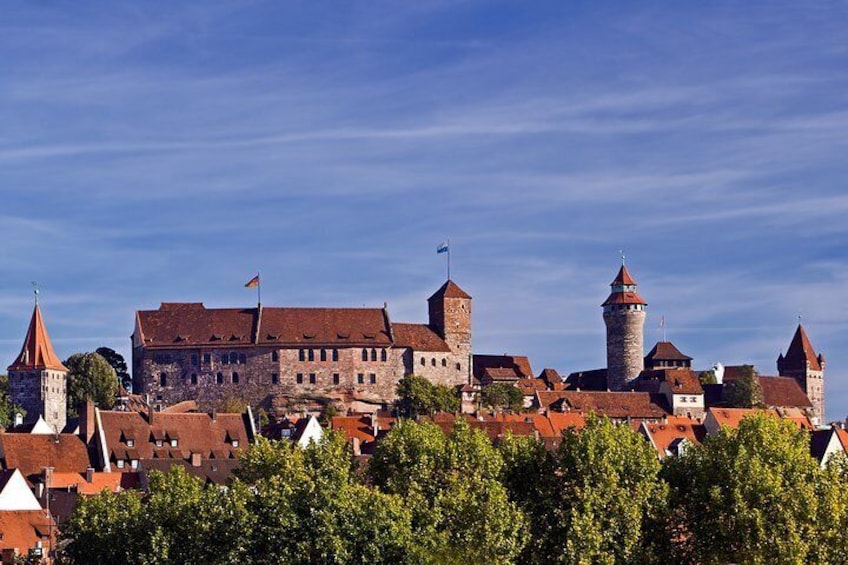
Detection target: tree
<box><xmin>394</xmin><ymin>375</ymin><xmax>459</xmax><ymax>418</ymax></box>
<box><xmin>65</xmin><ymin>352</ymin><xmax>119</xmax><ymax>413</ymax></box>
<box><xmin>664</xmin><ymin>412</ymin><xmax>820</xmax><ymax>564</ymax></box>
<box><xmin>698</xmin><ymin>369</ymin><xmax>716</xmax><ymax>385</ymax></box>
<box><xmin>481</xmin><ymin>383</ymin><xmax>524</xmax><ymax>412</ymax></box>
<box><xmin>0</xmin><ymin>374</ymin><xmax>26</xmax><ymax>429</ymax></box>
<box><xmin>369</xmin><ymin>418</ymin><xmax>526</xmax><ymax>563</ymax></box>
<box><xmin>723</xmin><ymin>364</ymin><xmax>763</xmax><ymax>408</ymax></box>
<box><xmin>95</xmin><ymin>347</ymin><xmax>130</xmax><ymax>390</ymax></box>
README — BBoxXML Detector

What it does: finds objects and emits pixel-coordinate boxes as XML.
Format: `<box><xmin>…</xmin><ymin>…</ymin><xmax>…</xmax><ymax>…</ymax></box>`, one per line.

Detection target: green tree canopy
<box><xmin>481</xmin><ymin>382</ymin><xmax>524</xmax><ymax>412</ymax></box>
<box><xmin>65</xmin><ymin>352</ymin><xmax>119</xmax><ymax>413</ymax></box>
<box><xmin>95</xmin><ymin>346</ymin><xmax>130</xmax><ymax>390</ymax></box>
<box><xmin>0</xmin><ymin>374</ymin><xmax>26</xmax><ymax>429</ymax></box>
<box><xmin>723</xmin><ymin>364</ymin><xmax>763</xmax><ymax>408</ymax></box>
<box><xmin>394</xmin><ymin>374</ymin><xmax>459</xmax><ymax>418</ymax></box>
<box><xmin>664</xmin><ymin>412</ymin><xmax>820</xmax><ymax>564</ymax></box>
<box><xmin>698</xmin><ymin>369</ymin><xmax>717</xmax><ymax>385</ymax></box>
<box><xmin>369</xmin><ymin>418</ymin><xmax>526</xmax><ymax>563</ymax></box>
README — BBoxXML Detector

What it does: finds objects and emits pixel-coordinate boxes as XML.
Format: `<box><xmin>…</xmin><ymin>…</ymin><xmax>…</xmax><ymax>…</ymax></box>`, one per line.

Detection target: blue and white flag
<box><xmin>436</xmin><ymin>242</ymin><xmax>449</xmax><ymax>254</ymax></box>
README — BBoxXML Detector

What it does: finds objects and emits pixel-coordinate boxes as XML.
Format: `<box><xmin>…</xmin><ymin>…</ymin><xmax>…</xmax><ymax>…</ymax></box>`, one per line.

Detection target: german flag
<box><xmin>244</xmin><ymin>274</ymin><xmax>260</xmax><ymax>288</ymax></box>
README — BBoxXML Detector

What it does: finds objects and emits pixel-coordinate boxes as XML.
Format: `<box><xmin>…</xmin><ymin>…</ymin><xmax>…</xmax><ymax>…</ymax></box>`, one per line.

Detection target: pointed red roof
<box><xmin>611</xmin><ymin>265</ymin><xmax>637</xmax><ymax>286</ymax></box>
<box><xmin>782</xmin><ymin>324</ymin><xmax>822</xmax><ymax>371</ymax></box>
<box><xmin>428</xmin><ymin>280</ymin><xmax>472</xmax><ymax>301</ymax></box>
<box><xmin>7</xmin><ymin>305</ymin><xmax>68</xmax><ymax>372</ymax></box>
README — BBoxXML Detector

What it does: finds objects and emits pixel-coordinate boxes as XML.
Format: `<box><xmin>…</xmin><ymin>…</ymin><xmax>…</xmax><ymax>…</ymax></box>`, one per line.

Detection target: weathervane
<box><xmin>619</xmin><ymin>250</ymin><xmax>626</xmax><ymax>266</ymax></box>
<box><xmin>31</xmin><ymin>281</ymin><xmax>39</xmax><ymax>305</ymax></box>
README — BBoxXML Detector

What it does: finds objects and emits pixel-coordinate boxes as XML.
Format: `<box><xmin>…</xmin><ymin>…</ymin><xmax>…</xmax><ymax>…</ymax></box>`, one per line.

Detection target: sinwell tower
<box><xmin>602</xmin><ymin>261</ymin><xmax>647</xmax><ymax>391</ymax></box>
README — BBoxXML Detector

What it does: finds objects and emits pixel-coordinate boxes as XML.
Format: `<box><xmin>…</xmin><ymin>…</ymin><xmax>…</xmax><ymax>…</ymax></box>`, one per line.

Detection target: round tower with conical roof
<box><xmin>602</xmin><ymin>263</ymin><xmax>647</xmax><ymax>390</ymax></box>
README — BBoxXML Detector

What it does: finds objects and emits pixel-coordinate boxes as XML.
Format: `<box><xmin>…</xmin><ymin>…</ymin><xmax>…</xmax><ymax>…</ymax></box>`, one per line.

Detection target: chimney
<box><xmin>79</xmin><ymin>400</ymin><xmax>95</xmax><ymax>444</ymax></box>
<box><xmin>190</xmin><ymin>452</ymin><xmax>202</xmax><ymax>467</ymax></box>
<box><xmin>85</xmin><ymin>467</ymin><xmax>94</xmax><ymax>483</ymax></box>
<box><xmin>147</xmin><ymin>401</ymin><xmax>154</xmax><ymax>426</ymax></box>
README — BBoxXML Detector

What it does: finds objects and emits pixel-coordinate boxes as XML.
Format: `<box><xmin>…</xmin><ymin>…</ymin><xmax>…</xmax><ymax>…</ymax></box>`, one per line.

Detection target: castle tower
<box><xmin>778</xmin><ymin>324</ymin><xmax>825</xmax><ymax>424</ymax></box>
<box><xmin>7</xmin><ymin>303</ymin><xmax>68</xmax><ymax>432</ymax></box>
<box><xmin>602</xmin><ymin>264</ymin><xmax>647</xmax><ymax>390</ymax></box>
<box><xmin>428</xmin><ymin>280</ymin><xmax>472</xmax><ymax>379</ymax></box>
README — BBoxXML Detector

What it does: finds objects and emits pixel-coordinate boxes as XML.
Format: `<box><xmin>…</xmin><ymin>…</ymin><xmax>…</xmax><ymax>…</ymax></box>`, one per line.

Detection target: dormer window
<box><xmin>116</xmin><ymin>460</ymin><xmax>125</xmax><ymax>469</ymax></box>
<box><xmin>232</xmin><ymin>439</ymin><xmax>239</xmax><ymax>448</ymax></box>
<box><xmin>130</xmin><ymin>459</ymin><xmax>139</xmax><ymax>469</ymax></box>
<box><xmin>126</xmin><ymin>439</ymin><xmax>135</xmax><ymax>448</ymax></box>
<box><xmin>156</xmin><ymin>440</ymin><xmax>163</xmax><ymax>448</ymax></box>
<box><xmin>170</xmin><ymin>439</ymin><xmax>178</xmax><ymax>448</ymax></box>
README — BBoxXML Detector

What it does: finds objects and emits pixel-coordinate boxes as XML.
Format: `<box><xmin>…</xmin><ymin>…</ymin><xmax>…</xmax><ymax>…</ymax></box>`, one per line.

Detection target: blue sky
<box><xmin>1</xmin><ymin>1</ymin><xmax>847</xmax><ymax>417</ymax></box>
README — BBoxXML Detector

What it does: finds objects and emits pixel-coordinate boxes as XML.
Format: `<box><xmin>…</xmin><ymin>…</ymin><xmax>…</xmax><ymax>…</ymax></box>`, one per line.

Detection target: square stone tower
<box><xmin>7</xmin><ymin>304</ymin><xmax>68</xmax><ymax>432</ymax></box>
<box><xmin>428</xmin><ymin>280</ymin><xmax>472</xmax><ymax>383</ymax></box>
<box><xmin>778</xmin><ymin>324</ymin><xmax>825</xmax><ymax>424</ymax></box>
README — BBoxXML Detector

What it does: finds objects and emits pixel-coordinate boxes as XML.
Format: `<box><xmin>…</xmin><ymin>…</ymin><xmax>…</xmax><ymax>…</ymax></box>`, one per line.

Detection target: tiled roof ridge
<box><xmin>428</xmin><ymin>280</ymin><xmax>472</xmax><ymax>301</ymax></box>
<box><xmin>611</xmin><ymin>265</ymin><xmax>638</xmax><ymax>286</ymax></box>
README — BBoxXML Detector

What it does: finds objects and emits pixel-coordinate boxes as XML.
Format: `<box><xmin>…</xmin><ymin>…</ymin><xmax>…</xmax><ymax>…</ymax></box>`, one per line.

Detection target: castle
<box><xmin>7</xmin><ymin>263</ymin><xmax>827</xmax><ymax>426</ymax></box>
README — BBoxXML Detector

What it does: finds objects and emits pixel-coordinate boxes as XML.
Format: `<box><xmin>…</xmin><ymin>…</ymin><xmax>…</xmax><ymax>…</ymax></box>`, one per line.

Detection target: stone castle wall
<box><xmin>603</xmin><ymin>309</ymin><xmax>646</xmax><ymax>390</ymax></box>
<box><xmin>9</xmin><ymin>369</ymin><xmax>67</xmax><ymax>431</ymax></box>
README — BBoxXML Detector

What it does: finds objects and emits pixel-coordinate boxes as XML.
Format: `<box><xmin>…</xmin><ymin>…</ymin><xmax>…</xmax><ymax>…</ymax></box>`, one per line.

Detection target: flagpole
<box><xmin>257</xmin><ymin>271</ymin><xmax>261</xmax><ymax>307</ymax></box>
<box><xmin>447</xmin><ymin>239</ymin><xmax>451</xmax><ymax>281</ymax></box>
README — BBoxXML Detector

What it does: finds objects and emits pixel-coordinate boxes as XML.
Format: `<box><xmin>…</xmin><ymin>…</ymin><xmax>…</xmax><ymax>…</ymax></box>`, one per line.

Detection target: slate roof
<box><xmin>7</xmin><ymin>305</ymin><xmax>67</xmax><ymax>372</ymax></box>
<box><xmin>0</xmin><ymin>434</ymin><xmax>91</xmax><ymax>481</ymax></box>
<box><xmin>391</xmin><ymin>323</ymin><xmax>450</xmax><ymax>352</ymax></box>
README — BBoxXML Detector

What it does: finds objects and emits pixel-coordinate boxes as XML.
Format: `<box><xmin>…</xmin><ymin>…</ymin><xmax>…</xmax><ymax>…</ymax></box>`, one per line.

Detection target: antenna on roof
<box><xmin>31</xmin><ymin>281</ymin><xmax>39</xmax><ymax>306</ymax></box>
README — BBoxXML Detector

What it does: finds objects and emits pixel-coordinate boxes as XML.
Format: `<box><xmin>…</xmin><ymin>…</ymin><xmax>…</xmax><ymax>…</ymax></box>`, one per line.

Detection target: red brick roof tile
<box><xmin>0</xmin><ymin>510</ymin><xmax>55</xmax><ymax>555</ymax></box>
<box><xmin>782</xmin><ymin>324</ymin><xmax>823</xmax><ymax>371</ymax></box>
<box><xmin>0</xmin><ymin>434</ymin><xmax>91</xmax><ymax>480</ymax></box>
<box><xmin>428</xmin><ymin>280</ymin><xmax>472</xmax><ymax>300</ymax></box>
<box><xmin>758</xmin><ymin>376</ymin><xmax>813</xmax><ymax>409</ymax></box>
<box><xmin>642</xmin><ymin>417</ymin><xmax>706</xmax><ymax>457</ymax></box>
<box><xmin>644</xmin><ymin>341</ymin><xmax>692</xmax><ymax>362</ymax></box>
<box><xmin>602</xmin><ymin>291</ymin><xmax>647</xmax><ymax>307</ymax></box>
<box><xmin>7</xmin><ymin>306</ymin><xmax>67</xmax><ymax>372</ymax></box>
<box><xmin>473</xmin><ymin>355</ymin><xmax>534</xmax><ymax>383</ymax></box>
<box><xmin>391</xmin><ymin>323</ymin><xmax>450</xmax><ymax>352</ymax></box>
<box><xmin>537</xmin><ymin>391</ymin><xmax>670</xmax><ymax>419</ymax></box>
<box><xmin>611</xmin><ymin>265</ymin><xmax>638</xmax><ymax>286</ymax></box>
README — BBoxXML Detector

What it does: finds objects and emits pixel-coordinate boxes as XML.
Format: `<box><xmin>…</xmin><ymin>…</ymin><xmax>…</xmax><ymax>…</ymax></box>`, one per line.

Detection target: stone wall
<box><xmin>9</xmin><ymin>369</ymin><xmax>67</xmax><ymax>432</ymax></box>
<box><xmin>603</xmin><ymin>309</ymin><xmax>646</xmax><ymax>390</ymax></box>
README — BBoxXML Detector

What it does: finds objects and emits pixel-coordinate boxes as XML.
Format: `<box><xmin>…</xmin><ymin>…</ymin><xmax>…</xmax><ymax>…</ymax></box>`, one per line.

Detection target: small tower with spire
<box><xmin>778</xmin><ymin>323</ymin><xmax>825</xmax><ymax>424</ymax></box>
<box><xmin>7</xmin><ymin>291</ymin><xmax>68</xmax><ymax>432</ymax></box>
<box><xmin>602</xmin><ymin>260</ymin><xmax>648</xmax><ymax>390</ymax></box>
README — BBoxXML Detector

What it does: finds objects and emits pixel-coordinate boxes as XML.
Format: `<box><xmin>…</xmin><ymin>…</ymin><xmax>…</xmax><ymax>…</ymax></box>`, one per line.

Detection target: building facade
<box><xmin>7</xmin><ymin>305</ymin><xmax>68</xmax><ymax>433</ymax></box>
<box><xmin>603</xmin><ymin>264</ymin><xmax>647</xmax><ymax>390</ymax></box>
<box><xmin>132</xmin><ymin>280</ymin><xmax>472</xmax><ymax>410</ymax></box>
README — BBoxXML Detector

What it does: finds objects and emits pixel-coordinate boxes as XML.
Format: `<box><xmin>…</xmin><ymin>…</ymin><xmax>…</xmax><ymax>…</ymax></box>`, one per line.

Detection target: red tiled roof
<box><xmin>782</xmin><ymin>324</ymin><xmax>822</xmax><ymax>371</ymax></box>
<box><xmin>758</xmin><ymin>376</ymin><xmax>812</xmax><ymax>409</ymax></box>
<box><xmin>427</xmin><ymin>414</ymin><xmax>535</xmax><ymax>442</ymax></box>
<box><xmin>391</xmin><ymin>323</ymin><xmax>450</xmax><ymax>352</ymax></box>
<box><xmin>50</xmin><ymin>472</ymin><xmax>139</xmax><ymax>495</ymax></box>
<box><xmin>602</xmin><ymin>291</ymin><xmax>647</xmax><ymax>307</ymax></box>
<box><xmin>0</xmin><ymin>510</ymin><xmax>55</xmax><ymax>554</ymax></box>
<box><xmin>546</xmin><ymin>412</ymin><xmax>587</xmax><ymax>435</ymax></box>
<box><xmin>539</xmin><ymin>368</ymin><xmax>563</xmax><ymax>387</ymax></box>
<box><xmin>644</xmin><ymin>341</ymin><xmax>692</xmax><ymax>362</ymax></box>
<box><xmin>611</xmin><ymin>265</ymin><xmax>637</xmax><ymax>286</ymax></box>
<box><xmin>473</xmin><ymin>355</ymin><xmax>534</xmax><ymax>382</ymax></box>
<box><xmin>258</xmin><ymin>307</ymin><xmax>391</xmax><ymax>346</ymax></box>
<box><xmin>707</xmin><ymin>407</ymin><xmax>779</xmax><ymax>428</ymax></box>
<box><xmin>330</xmin><ymin>415</ymin><xmax>396</xmax><ymax>444</ymax></box>
<box><xmin>640</xmin><ymin>369</ymin><xmax>703</xmax><ymax>395</ymax></box>
<box><xmin>642</xmin><ymin>417</ymin><xmax>705</xmax><ymax>457</ymax></box>
<box><xmin>565</xmin><ymin>369</ymin><xmax>608</xmax><ymax>391</ymax></box>
<box><xmin>0</xmin><ymin>434</ymin><xmax>91</xmax><ymax>480</ymax></box>
<box><xmin>136</xmin><ymin>304</ymin><xmax>256</xmax><ymax>348</ymax></box>
<box><xmin>428</xmin><ymin>280</ymin><xmax>472</xmax><ymax>300</ymax></box>
<box><xmin>98</xmin><ymin>411</ymin><xmax>252</xmax><ymax>469</ymax></box>
<box><xmin>516</xmin><ymin>378</ymin><xmax>549</xmax><ymax>393</ymax></box>
<box><xmin>7</xmin><ymin>305</ymin><xmax>67</xmax><ymax>372</ymax></box>
<box><xmin>537</xmin><ymin>391</ymin><xmax>670</xmax><ymax>419</ymax></box>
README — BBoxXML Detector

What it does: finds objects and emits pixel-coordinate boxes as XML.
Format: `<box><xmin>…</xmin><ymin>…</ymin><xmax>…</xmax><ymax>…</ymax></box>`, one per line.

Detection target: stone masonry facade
<box><xmin>8</xmin><ymin>369</ymin><xmax>67</xmax><ymax>432</ymax></box>
<box><xmin>133</xmin><ymin>281</ymin><xmax>472</xmax><ymax>412</ymax></box>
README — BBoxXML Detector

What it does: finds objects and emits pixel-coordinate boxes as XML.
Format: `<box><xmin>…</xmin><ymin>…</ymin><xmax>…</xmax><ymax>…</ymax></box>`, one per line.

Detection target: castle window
<box><xmin>362</xmin><ymin>349</ymin><xmax>368</xmax><ymax>361</ymax></box>
<box><xmin>299</xmin><ymin>349</ymin><xmax>305</xmax><ymax>362</ymax></box>
<box><xmin>296</xmin><ymin>373</ymin><xmax>303</xmax><ymax>384</ymax></box>
<box><xmin>456</xmin><ymin>363</ymin><xmax>461</xmax><ymax>371</ymax></box>
<box><xmin>171</xmin><ymin>439</ymin><xmax>178</xmax><ymax>448</ymax></box>
<box><xmin>381</xmin><ymin>349</ymin><xmax>387</xmax><ymax>362</ymax></box>
<box><xmin>421</xmin><ymin>357</ymin><xmax>425</xmax><ymax>366</ymax></box>
<box><xmin>191</xmin><ymin>354</ymin><xmax>198</xmax><ymax>366</ymax></box>
<box><xmin>229</xmin><ymin>352</ymin><xmax>238</xmax><ymax>364</ymax></box>
<box><xmin>309</xmin><ymin>373</ymin><xmax>316</xmax><ymax>384</ymax></box>
<box><xmin>370</xmin><ymin>349</ymin><xmax>377</xmax><ymax>362</ymax></box>
<box><xmin>126</xmin><ymin>439</ymin><xmax>135</xmax><ymax>448</ymax></box>
<box><xmin>191</xmin><ymin>373</ymin><xmax>198</xmax><ymax>385</ymax></box>
<box><xmin>357</xmin><ymin>373</ymin><xmax>364</xmax><ymax>384</ymax></box>
<box><xmin>116</xmin><ymin>460</ymin><xmax>125</xmax><ymax>469</ymax></box>
<box><xmin>130</xmin><ymin>459</ymin><xmax>139</xmax><ymax>470</ymax></box>
<box><xmin>232</xmin><ymin>372</ymin><xmax>239</xmax><ymax>384</ymax></box>
<box><xmin>308</xmin><ymin>349</ymin><xmax>315</xmax><ymax>362</ymax></box>
<box><xmin>332</xmin><ymin>349</ymin><xmax>339</xmax><ymax>362</ymax></box>
<box><xmin>217</xmin><ymin>372</ymin><xmax>224</xmax><ymax>385</ymax></box>
<box><xmin>203</xmin><ymin>353</ymin><xmax>211</xmax><ymax>364</ymax></box>
<box><xmin>239</xmin><ymin>354</ymin><xmax>247</xmax><ymax>364</ymax></box>
<box><xmin>370</xmin><ymin>373</ymin><xmax>376</xmax><ymax>384</ymax></box>
<box><xmin>333</xmin><ymin>373</ymin><xmax>340</xmax><ymax>385</ymax></box>
<box><xmin>431</xmin><ymin>358</ymin><xmax>436</xmax><ymax>367</ymax></box>
<box><xmin>159</xmin><ymin>373</ymin><xmax>167</xmax><ymax>387</ymax></box>
<box><xmin>320</xmin><ymin>349</ymin><xmax>327</xmax><ymax>362</ymax></box>
<box><xmin>441</xmin><ymin>358</ymin><xmax>447</xmax><ymax>367</ymax></box>
<box><xmin>271</xmin><ymin>373</ymin><xmax>279</xmax><ymax>384</ymax></box>
<box><xmin>221</xmin><ymin>355</ymin><xmax>229</xmax><ymax>365</ymax></box>
<box><xmin>272</xmin><ymin>351</ymin><xmax>279</xmax><ymax>362</ymax></box>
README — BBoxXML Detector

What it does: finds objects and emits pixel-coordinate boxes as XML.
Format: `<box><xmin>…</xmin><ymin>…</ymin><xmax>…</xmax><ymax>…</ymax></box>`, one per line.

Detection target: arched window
<box><xmin>370</xmin><ymin>349</ymin><xmax>377</xmax><ymax>362</ymax></box>
<box><xmin>159</xmin><ymin>373</ymin><xmax>167</xmax><ymax>387</ymax></box>
<box><xmin>190</xmin><ymin>373</ymin><xmax>198</xmax><ymax>385</ymax></box>
<box><xmin>216</xmin><ymin>372</ymin><xmax>224</xmax><ymax>385</ymax></box>
<box><xmin>308</xmin><ymin>349</ymin><xmax>315</xmax><ymax>362</ymax></box>
<box><xmin>229</xmin><ymin>352</ymin><xmax>238</xmax><ymax>364</ymax></box>
<box><xmin>272</xmin><ymin>350</ymin><xmax>279</xmax><ymax>362</ymax></box>
<box><xmin>362</xmin><ymin>349</ymin><xmax>368</xmax><ymax>361</ymax></box>
<box><xmin>239</xmin><ymin>353</ymin><xmax>247</xmax><ymax>364</ymax></box>
<box><xmin>456</xmin><ymin>363</ymin><xmax>461</xmax><ymax>371</ymax></box>
<box><xmin>420</xmin><ymin>357</ymin><xmax>426</xmax><ymax>366</ymax></box>
<box><xmin>221</xmin><ymin>355</ymin><xmax>229</xmax><ymax>365</ymax></box>
<box><xmin>232</xmin><ymin>372</ymin><xmax>239</xmax><ymax>384</ymax></box>
<box><xmin>320</xmin><ymin>349</ymin><xmax>327</xmax><ymax>362</ymax></box>
<box><xmin>431</xmin><ymin>358</ymin><xmax>436</xmax><ymax>367</ymax></box>
<box><xmin>332</xmin><ymin>349</ymin><xmax>339</xmax><ymax>362</ymax></box>
<box><xmin>381</xmin><ymin>349</ymin><xmax>387</xmax><ymax>362</ymax></box>
<box><xmin>441</xmin><ymin>358</ymin><xmax>447</xmax><ymax>367</ymax></box>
